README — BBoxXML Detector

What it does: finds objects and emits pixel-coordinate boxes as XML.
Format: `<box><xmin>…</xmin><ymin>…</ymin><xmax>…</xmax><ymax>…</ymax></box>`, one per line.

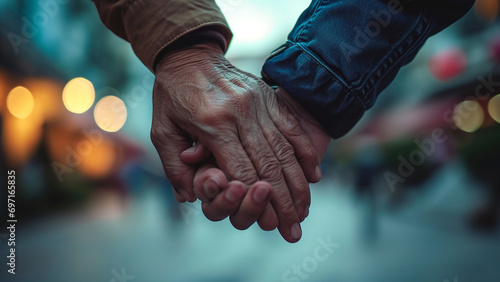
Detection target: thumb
<box><xmin>150</xmin><ymin>118</ymin><xmax>198</xmax><ymax>202</ymax></box>
<box><xmin>180</xmin><ymin>141</ymin><xmax>211</xmax><ymax>165</ymax></box>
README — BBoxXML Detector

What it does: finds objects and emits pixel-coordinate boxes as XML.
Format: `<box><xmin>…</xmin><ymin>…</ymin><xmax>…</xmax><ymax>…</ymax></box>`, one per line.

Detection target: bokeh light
<box><xmin>7</xmin><ymin>86</ymin><xmax>35</xmax><ymax>119</ymax></box>
<box><xmin>46</xmin><ymin>125</ymin><xmax>117</xmax><ymax>179</ymax></box>
<box><xmin>3</xmin><ymin>113</ymin><xmax>43</xmax><ymax>167</ymax></box>
<box><xmin>488</xmin><ymin>94</ymin><xmax>500</xmax><ymax>123</ymax></box>
<box><xmin>475</xmin><ymin>0</ymin><xmax>499</xmax><ymax>21</ymax></box>
<box><xmin>428</xmin><ymin>48</ymin><xmax>467</xmax><ymax>81</ymax></box>
<box><xmin>93</xmin><ymin>95</ymin><xmax>127</xmax><ymax>132</ymax></box>
<box><xmin>0</xmin><ymin>70</ymin><xmax>8</xmax><ymax>113</ymax></box>
<box><xmin>78</xmin><ymin>137</ymin><xmax>117</xmax><ymax>179</ymax></box>
<box><xmin>26</xmin><ymin>78</ymin><xmax>64</xmax><ymax>122</ymax></box>
<box><xmin>453</xmin><ymin>100</ymin><xmax>484</xmax><ymax>133</ymax></box>
<box><xmin>46</xmin><ymin>123</ymin><xmax>75</xmax><ymax>165</ymax></box>
<box><xmin>62</xmin><ymin>77</ymin><xmax>95</xmax><ymax>114</ymax></box>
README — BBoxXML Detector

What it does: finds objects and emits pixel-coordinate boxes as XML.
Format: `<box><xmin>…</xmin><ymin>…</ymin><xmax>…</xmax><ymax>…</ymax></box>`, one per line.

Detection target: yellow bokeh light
<box><xmin>453</xmin><ymin>100</ymin><xmax>484</xmax><ymax>133</ymax></box>
<box><xmin>488</xmin><ymin>94</ymin><xmax>500</xmax><ymax>123</ymax></box>
<box><xmin>62</xmin><ymin>77</ymin><xmax>95</xmax><ymax>114</ymax></box>
<box><xmin>7</xmin><ymin>86</ymin><xmax>35</xmax><ymax>119</ymax></box>
<box><xmin>94</xmin><ymin>95</ymin><xmax>127</xmax><ymax>132</ymax></box>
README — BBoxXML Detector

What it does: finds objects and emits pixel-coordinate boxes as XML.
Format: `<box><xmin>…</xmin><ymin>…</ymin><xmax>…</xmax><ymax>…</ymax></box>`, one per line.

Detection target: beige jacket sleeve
<box><xmin>92</xmin><ymin>0</ymin><xmax>233</xmax><ymax>72</ymax></box>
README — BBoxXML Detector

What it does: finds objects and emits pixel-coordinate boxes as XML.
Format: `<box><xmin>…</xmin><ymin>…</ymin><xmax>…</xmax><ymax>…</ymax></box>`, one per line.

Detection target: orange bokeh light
<box><xmin>78</xmin><ymin>136</ymin><xmax>117</xmax><ymax>178</ymax></box>
<box><xmin>2</xmin><ymin>113</ymin><xmax>43</xmax><ymax>167</ymax></box>
<box><xmin>0</xmin><ymin>70</ymin><xmax>9</xmax><ymax>114</ymax></box>
<box><xmin>7</xmin><ymin>86</ymin><xmax>35</xmax><ymax>119</ymax></box>
<box><xmin>475</xmin><ymin>0</ymin><xmax>499</xmax><ymax>21</ymax></box>
<box><xmin>47</xmin><ymin>125</ymin><xmax>117</xmax><ymax>180</ymax></box>
<box><xmin>25</xmin><ymin>78</ymin><xmax>64</xmax><ymax>122</ymax></box>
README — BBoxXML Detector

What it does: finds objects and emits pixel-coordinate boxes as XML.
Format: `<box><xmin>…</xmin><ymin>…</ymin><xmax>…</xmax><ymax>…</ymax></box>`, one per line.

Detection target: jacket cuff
<box><xmin>122</xmin><ymin>0</ymin><xmax>232</xmax><ymax>72</ymax></box>
<box><xmin>153</xmin><ymin>28</ymin><xmax>229</xmax><ymax>71</ymax></box>
<box><xmin>262</xmin><ymin>43</ymin><xmax>366</xmax><ymax>139</ymax></box>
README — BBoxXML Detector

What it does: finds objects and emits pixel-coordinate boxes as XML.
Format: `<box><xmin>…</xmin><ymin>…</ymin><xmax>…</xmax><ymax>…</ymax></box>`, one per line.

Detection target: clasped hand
<box><xmin>150</xmin><ymin>42</ymin><xmax>330</xmax><ymax>243</ymax></box>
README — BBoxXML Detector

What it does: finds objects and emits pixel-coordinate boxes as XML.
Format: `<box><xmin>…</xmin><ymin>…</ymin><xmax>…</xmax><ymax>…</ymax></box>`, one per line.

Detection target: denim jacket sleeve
<box><xmin>262</xmin><ymin>0</ymin><xmax>475</xmax><ymax>138</ymax></box>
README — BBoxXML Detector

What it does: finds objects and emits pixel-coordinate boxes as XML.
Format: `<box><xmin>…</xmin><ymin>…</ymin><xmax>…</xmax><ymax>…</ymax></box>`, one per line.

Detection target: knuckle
<box><xmin>268</xmin><ymin>133</ymin><xmax>297</xmax><ymax>167</ymax></box>
<box><xmin>259</xmin><ymin>159</ymin><xmax>282</xmax><ymax>181</ymax></box>
<box><xmin>274</xmin><ymin>141</ymin><xmax>295</xmax><ymax>164</ymax></box>
<box><xmin>294</xmin><ymin>187</ymin><xmax>311</xmax><ymax>208</ymax></box>
<box><xmin>302</xmin><ymin>145</ymin><xmax>317</xmax><ymax>161</ymax></box>
<box><xmin>197</xmin><ymin>106</ymin><xmax>237</xmax><ymax>132</ymax></box>
<box><xmin>231</xmin><ymin>92</ymin><xmax>255</xmax><ymax>119</ymax></box>
<box><xmin>198</xmin><ymin>106</ymin><xmax>234</xmax><ymax>125</ymax></box>
<box><xmin>231</xmin><ymin>163</ymin><xmax>258</xmax><ymax>184</ymax></box>
<box><xmin>192</xmin><ymin>183</ymin><xmax>205</xmax><ymax>200</ymax></box>
<box><xmin>275</xmin><ymin>200</ymin><xmax>297</xmax><ymax>219</ymax></box>
<box><xmin>150</xmin><ymin>126</ymin><xmax>165</xmax><ymax>147</ymax></box>
<box><xmin>284</xmin><ymin>117</ymin><xmax>304</xmax><ymax>137</ymax></box>
<box><xmin>282</xmin><ymin>117</ymin><xmax>303</xmax><ymax>137</ymax></box>
<box><xmin>232</xmin><ymin>91</ymin><xmax>253</xmax><ymax>107</ymax></box>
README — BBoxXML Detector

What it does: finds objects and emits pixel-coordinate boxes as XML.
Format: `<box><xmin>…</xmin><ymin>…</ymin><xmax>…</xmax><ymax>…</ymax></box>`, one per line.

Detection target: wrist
<box><xmin>276</xmin><ymin>87</ymin><xmax>326</xmax><ymax>132</ymax></box>
<box><xmin>154</xmin><ymin>27</ymin><xmax>228</xmax><ymax>73</ymax></box>
<box><xmin>155</xmin><ymin>41</ymin><xmax>224</xmax><ymax>74</ymax></box>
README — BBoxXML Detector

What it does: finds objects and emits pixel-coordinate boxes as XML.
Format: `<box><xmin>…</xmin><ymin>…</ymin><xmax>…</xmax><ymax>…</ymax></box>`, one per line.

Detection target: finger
<box><xmin>193</xmin><ymin>164</ymin><xmax>228</xmax><ymax>202</ymax></box>
<box><xmin>237</xmin><ymin>116</ymin><xmax>304</xmax><ymax>243</ymax></box>
<box><xmin>258</xmin><ymin>204</ymin><xmax>279</xmax><ymax>231</ymax></box>
<box><xmin>150</xmin><ymin>118</ymin><xmax>197</xmax><ymax>202</ymax></box>
<box><xmin>260</xmin><ymin>121</ymin><xmax>311</xmax><ymax>222</ymax></box>
<box><xmin>271</xmin><ymin>86</ymin><xmax>322</xmax><ymax>183</ymax></box>
<box><xmin>172</xmin><ymin>188</ymin><xmax>186</xmax><ymax>203</ymax></box>
<box><xmin>195</xmin><ymin>165</ymin><xmax>277</xmax><ymax>230</ymax></box>
<box><xmin>200</xmin><ymin>130</ymin><xmax>260</xmax><ymax>185</ymax></box>
<box><xmin>180</xmin><ymin>141</ymin><xmax>211</xmax><ymax>165</ymax></box>
<box><xmin>195</xmin><ymin>165</ymin><xmax>278</xmax><ymax>231</ymax></box>
<box><xmin>229</xmin><ymin>181</ymin><xmax>273</xmax><ymax>230</ymax></box>
<box><xmin>201</xmin><ymin>181</ymin><xmax>246</xmax><ymax>222</ymax></box>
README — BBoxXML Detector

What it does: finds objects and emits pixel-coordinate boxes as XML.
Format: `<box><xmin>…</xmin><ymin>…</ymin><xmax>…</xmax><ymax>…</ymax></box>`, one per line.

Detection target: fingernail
<box><xmin>290</xmin><ymin>223</ymin><xmax>302</xmax><ymax>240</ymax></box>
<box><xmin>315</xmin><ymin>165</ymin><xmax>322</xmax><ymax>181</ymax></box>
<box><xmin>253</xmin><ymin>185</ymin><xmax>269</xmax><ymax>203</ymax></box>
<box><xmin>304</xmin><ymin>206</ymin><xmax>310</xmax><ymax>219</ymax></box>
<box><xmin>203</xmin><ymin>179</ymin><xmax>219</xmax><ymax>199</ymax></box>
<box><xmin>225</xmin><ymin>186</ymin><xmax>240</xmax><ymax>202</ymax></box>
<box><xmin>184</xmin><ymin>146</ymin><xmax>197</xmax><ymax>153</ymax></box>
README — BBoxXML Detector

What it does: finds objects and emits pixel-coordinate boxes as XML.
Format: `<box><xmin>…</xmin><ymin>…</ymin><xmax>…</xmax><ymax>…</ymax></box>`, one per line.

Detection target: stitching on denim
<box><xmin>295</xmin><ymin>42</ymin><xmax>366</xmax><ymax>110</ymax></box>
<box><xmin>359</xmin><ymin>12</ymin><xmax>432</xmax><ymax>106</ymax></box>
<box><xmin>296</xmin><ymin>0</ymin><xmax>326</xmax><ymax>43</ymax></box>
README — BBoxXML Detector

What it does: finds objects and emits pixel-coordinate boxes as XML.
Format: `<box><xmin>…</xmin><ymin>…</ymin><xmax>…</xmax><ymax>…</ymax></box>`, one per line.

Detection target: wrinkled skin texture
<box><xmin>151</xmin><ymin>42</ymin><xmax>325</xmax><ymax>242</ymax></box>
<box><xmin>180</xmin><ymin>87</ymin><xmax>331</xmax><ymax>242</ymax></box>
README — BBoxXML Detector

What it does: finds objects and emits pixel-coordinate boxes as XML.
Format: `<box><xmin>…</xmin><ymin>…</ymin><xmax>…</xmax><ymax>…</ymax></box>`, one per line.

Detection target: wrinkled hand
<box><xmin>181</xmin><ymin>87</ymin><xmax>331</xmax><ymax>242</ymax></box>
<box><xmin>150</xmin><ymin>42</ymin><xmax>321</xmax><ymax>242</ymax></box>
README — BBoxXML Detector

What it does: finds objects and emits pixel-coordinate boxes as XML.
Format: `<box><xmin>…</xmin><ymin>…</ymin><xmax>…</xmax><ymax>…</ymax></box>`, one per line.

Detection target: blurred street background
<box><xmin>1</xmin><ymin>0</ymin><xmax>500</xmax><ymax>281</ymax></box>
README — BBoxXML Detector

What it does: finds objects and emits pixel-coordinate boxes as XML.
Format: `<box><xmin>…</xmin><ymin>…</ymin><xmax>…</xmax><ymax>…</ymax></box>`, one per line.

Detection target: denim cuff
<box><xmin>262</xmin><ymin>0</ymin><xmax>474</xmax><ymax>139</ymax></box>
<box><xmin>262</xmin><ymin>43</ymin><xmax>365</xmax><ymax>138</ymax></box>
